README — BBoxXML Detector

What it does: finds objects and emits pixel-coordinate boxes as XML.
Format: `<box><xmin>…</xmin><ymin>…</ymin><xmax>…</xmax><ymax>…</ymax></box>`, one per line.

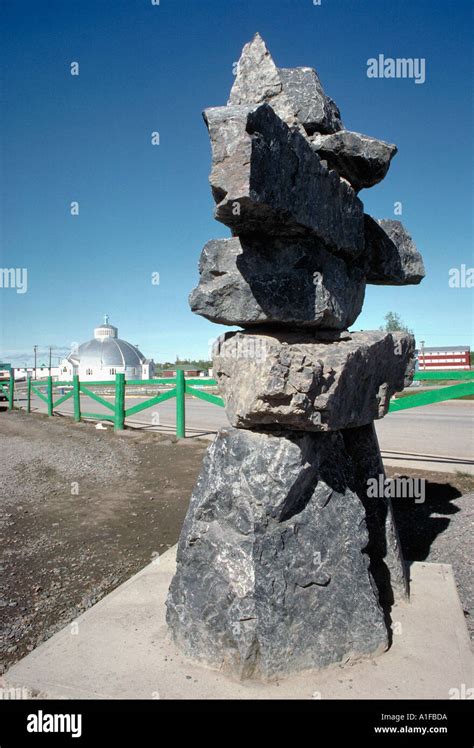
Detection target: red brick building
<box><xmin>416</xmin><ymin>346</ymin><xmax>471</xmax><ymax>371</ymax></box>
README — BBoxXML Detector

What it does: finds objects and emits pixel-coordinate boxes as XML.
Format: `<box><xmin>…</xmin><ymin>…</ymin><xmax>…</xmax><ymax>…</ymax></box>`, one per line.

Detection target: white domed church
<box><xmin>60</xmin><ymin>317</ymin><xmax>155</xmax><ymax>382</ymax></box>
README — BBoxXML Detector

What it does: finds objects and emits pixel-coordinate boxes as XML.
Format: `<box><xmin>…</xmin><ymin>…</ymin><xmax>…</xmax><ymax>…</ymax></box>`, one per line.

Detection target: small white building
<box><xmin>14</xmin><ymin>367</ymin><xmax>60</xmax><ymax>380</ymax></box>
<box><xmin>59</xmin><ymin>317</ymin><xmax>155</xmax><ymax>382</ymax></box>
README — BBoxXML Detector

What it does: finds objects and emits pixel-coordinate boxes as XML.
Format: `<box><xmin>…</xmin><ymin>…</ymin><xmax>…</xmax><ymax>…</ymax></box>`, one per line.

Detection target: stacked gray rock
<box><xmin>167</xmin><ymin>33</ymin><xmax>425</xmax><ymax>679</ymax></box>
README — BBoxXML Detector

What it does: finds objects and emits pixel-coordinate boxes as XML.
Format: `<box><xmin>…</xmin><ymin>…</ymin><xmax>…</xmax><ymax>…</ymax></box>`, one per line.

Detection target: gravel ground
<box><xmin>0</xmin><ymin>409</ymin><xmax>472</xmax><ymax>675</ymax></box>
<box><xmin>0</xmin><ymin>410</ymin><xmax>207</xmax><ymax>673</ymax></box>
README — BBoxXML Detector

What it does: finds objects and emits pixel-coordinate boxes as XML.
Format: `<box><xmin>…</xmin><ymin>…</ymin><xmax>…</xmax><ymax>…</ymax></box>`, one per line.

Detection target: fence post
<box><xmin>114</xmin><ymin>373</ymin><xmax>125</xmax><ymax>431</ymax></box>
<box><xmin>176</xmin><ymin>370</ymin><xmax>185</xmax><ymax>439</ymax></box>
<box><xmin>8</xmin><ymin>375</ymin><xmax>14</xmax><ymax>410</ymax></box>
<box><xmin>47</xmin><ymin>376</ymin><xmax>53</xmax><ymax>416</ymax></box>
<box><xmin>73</xmin><ymin>375</ymin><xmax>81</xmax><ymax>423</ymax></box>
<box><xmin>26</xmin><ymin>376</ymin><xmax>31</xmax><ymax>414</ymax></box>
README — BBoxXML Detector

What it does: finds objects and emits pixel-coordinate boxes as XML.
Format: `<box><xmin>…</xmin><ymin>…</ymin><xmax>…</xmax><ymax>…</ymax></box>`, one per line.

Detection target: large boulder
<box><xmin>213</xmin><ymin>329</ymin><xmax>415</xmax><ymax>431</ymax></box>
<box><xmin>204</xmin><ymin>103</ymin><xmax>364</xmax><ymax>257</ymax></box>
<box><xmin>189</xmin><ymin>236</ymin><xmax>366</xmax><ymax>329</ymax></box>
<box><xmin>364</xmin><ymin>216</ymin><xmax>425</xmax><ymax>285</ymax></box>
<box><xmin>166</xmin><ymin>426</ymin><xmax>388</xmax><ymax>679</ymax></box>
<box><xmin>310</xmin><ymin>130</ymin><xmax>397</xmax><ymax>192</ymax></box>
<box><xmin>228</xmin><ymin>33</ymin><xmax>343</xmax><ymax>135</ymax></box>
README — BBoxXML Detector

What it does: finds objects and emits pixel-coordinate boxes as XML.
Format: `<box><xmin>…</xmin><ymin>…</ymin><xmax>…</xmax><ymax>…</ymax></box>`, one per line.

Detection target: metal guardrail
<box><xmin>1</xmin><ymin>370</ymin><xmax>473</xmax><ymax>438</ymax></box>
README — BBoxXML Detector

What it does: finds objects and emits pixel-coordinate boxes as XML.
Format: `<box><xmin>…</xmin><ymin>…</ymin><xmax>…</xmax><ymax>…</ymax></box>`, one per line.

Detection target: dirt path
<box><xmin>0</xmin><ymin>409</ymin><xmax>472</xmax><ymax>674</ymax></box>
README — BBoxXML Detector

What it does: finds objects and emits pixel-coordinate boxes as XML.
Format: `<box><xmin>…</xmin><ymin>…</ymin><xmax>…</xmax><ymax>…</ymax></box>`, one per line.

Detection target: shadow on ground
<box><xmin>391</xmin><ymin>479</ymin><xmax>462</xmax><ymax>561</ymax></box>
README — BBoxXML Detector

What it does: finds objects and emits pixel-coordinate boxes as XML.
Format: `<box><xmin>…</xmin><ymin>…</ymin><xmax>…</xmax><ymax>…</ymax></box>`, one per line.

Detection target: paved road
<box><xmin>10</xmin><ymin>389</ymin><xmax>474</xmax><ymax>473</ymax></box>
<box><xmin>374</xmin><ymin>401</ymin><xmax>474</xmax><ymax>473</ymax></box>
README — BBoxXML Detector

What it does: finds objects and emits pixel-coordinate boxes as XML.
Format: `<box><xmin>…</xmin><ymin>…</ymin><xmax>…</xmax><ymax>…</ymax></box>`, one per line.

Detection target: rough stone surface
<box><xmin>341</xmin><ymin>424</ymin><xmax>409</xmax><ymax>604</ymax></box>
<box><xmin>228</xmin><ymin>33</ymin><xmax>343</xmax><ymax>135</ymax></box>
<box><xmin>364</xmin><ymin>216</ymin><xmax>425</xmax><ymax>285</ymax></box>
<box><xmin>166</xmin><ymin>426</ymin><xmax>388</xmax><ymax>679</ymax></box>
<box><xmin>228</xmin><ymin>34</ymin><xmax>283</xmax><ymax>112</ymax></box>
<box><xmin>277</xmin><ymin>67</ymin><xmax>343</xmax><ymax>135</ymax></box>
<box><xmin>189</xmin><ymin>236</ymin><xmax>366</xmax><ymax>329</ymax></box>
<box><xmin>204</xmin><ymin>103</ymin><xmax>364</xmax><ymax>257</ymax></box>
<box><xmin>167</xmin><ymin>32</ymin><xmax>426</xmax><ymax>680</ymax></box>
<box><xmin>310</xmin><ymin>130</ymin><xmax>397</xmax><ymax>192</ymax></box>
<box><xmin>213</xmin><ymin>330</ymin><xmax>415</xmax><ymax>431</ymax></box>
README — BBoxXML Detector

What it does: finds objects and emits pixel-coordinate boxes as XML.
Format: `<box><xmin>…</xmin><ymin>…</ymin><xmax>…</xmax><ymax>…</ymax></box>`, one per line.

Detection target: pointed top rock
<box><xmin>228</xmin><ymin>34</ymin><xmax>343</xmax><ymax>135</ymax></box>
<box><xmin>229</xmin><ymin>33</ymin><xmax>282</xmax><ymax>106</ymax></box>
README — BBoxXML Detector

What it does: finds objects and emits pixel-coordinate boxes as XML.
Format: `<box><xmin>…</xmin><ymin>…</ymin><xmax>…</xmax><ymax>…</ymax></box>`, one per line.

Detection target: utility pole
<box><xmin>48</xmin><ymin>346</ymin><xmax>52</xmax><ymax>376</ymax></box>
<box><xmin>420</xmin><ymin>340</ymin><xmax>425</xmax><ymax>370</ymax></box>
<box><xmin>33</xmin><ymin>345</ymin><xmax>38</xmax><ymax>380</ymax></box>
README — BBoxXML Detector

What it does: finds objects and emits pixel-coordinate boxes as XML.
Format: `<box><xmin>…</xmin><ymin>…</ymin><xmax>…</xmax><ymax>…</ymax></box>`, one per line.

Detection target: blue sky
<box><xmin>1</xmin><ymin>0</ymin><xmax>472</xmax><ymax>366</ymax></box>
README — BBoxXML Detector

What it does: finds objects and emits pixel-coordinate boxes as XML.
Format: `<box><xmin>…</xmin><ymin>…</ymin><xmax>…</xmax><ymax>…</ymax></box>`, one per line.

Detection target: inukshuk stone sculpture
<box><xmin>166</xmin><ymin>33</ymin><xmax>425</xmax><ymax>679</ymax></box>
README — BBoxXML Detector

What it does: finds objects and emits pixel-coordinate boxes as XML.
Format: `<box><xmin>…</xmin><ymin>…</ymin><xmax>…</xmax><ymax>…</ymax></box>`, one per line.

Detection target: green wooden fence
<box><xmin>388</xmin><ymin>370</ymin><xmax>474</xmax><ymax>412</ymax></box>
<box><xmin>2</xmin><ymin>369</ymin><xmax>473</xmax><ymax>438</ymax></box>
<box><xmin>5</xmin><ymin>371</ymin><xmax>224</xmax><ymax>438</ymax></box>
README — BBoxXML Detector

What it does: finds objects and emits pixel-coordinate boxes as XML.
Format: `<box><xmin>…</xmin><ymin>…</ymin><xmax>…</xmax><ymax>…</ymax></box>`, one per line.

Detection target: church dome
<box><xmin>94</xmin><ymin>322</ymin><xmax>118</xmax><ymax>340</ymax></box>
<box><xmin>67</xmin><ymin>317</ymin><xmax>146</xmax><ymax>369</ymax></box>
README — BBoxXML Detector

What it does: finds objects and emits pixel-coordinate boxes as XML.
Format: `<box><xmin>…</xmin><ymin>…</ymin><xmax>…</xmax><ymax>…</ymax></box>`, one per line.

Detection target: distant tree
<box><xmin>154</xmin><ymin>358</ymin><xmax>213</xmax><ymax>372</ymax></box>
<box><xmin>381</xmin><ymin>311</ymin><xmax>413</xmax><ymax>335</ymax></box>
<box><xmin>176</xmin><ymin>358</ymin><xmax>213</xmax><ymax>370</ymax></box>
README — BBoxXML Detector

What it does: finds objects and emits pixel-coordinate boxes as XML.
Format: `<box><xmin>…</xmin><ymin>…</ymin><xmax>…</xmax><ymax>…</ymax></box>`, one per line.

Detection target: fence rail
<box><xmin>1</xmin><ymin>369</ymin><xmax>473</xmax><ymax>438</ymax></box>
<box><xmin>388</xmin><ymin>370</ymin><xmax>474</xmax><ymax>412</ymax></box>
<box><xmin>3</xmin><ymin>371</ymin><xmax>224</xmax><ymax>438</ymax></box>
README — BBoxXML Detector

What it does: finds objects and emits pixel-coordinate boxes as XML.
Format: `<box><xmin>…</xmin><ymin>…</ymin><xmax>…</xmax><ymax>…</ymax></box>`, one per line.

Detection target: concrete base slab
<box><xmin>2</xmin><ymin>548</ymin><xmax>472</xmax><ymax>700</ymax></box>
